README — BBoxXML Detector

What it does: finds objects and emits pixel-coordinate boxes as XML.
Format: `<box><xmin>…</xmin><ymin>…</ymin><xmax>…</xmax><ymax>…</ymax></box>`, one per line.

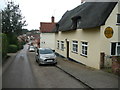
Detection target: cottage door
<box><xmin>67</xmin><ymin>41</ymin><xmax>69</xmax><ymax>58</ymax></box>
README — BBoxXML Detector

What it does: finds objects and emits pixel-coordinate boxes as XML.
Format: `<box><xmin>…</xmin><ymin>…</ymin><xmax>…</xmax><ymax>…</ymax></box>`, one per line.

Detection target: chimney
<box><xmin>81</xmin><ymin>0</ymin><xmax>85</xmax><ymax>3</ymax></box>
<box><xmin>51</xmin><ymin>16</ymin><xmax>54</xmax><ymax>23</ymax></box>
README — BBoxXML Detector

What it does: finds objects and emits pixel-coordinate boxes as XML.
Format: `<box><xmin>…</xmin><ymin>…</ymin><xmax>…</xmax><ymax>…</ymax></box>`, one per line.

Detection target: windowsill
<box><xmin>110</xmin><ymin>55</ymin><xmax>120</xmax><ymax>57</ymax></box>
<box><xmin>116</xmin><ymin>23</ymin><xmax>120</xmax><ymax>25</ymax></box>
<box><xmin>71</xmin><ymin>51</ymin><xmax>78</xmax><ymax>54</ymax></box>
<box><xmin>80</xmin><ymin>54</ymin><xmax>87</xmax><ymax>58</ymax></box>
<box><xmin>61</xmin><ymin>49</ymin><xmax>64</xmax><ymax>51</ymax></box>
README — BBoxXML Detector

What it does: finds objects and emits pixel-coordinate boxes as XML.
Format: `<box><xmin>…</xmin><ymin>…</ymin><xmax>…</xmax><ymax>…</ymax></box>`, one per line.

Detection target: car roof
<box><xmin>38</xmin><ymin>48</ymin><xmax>52</xmax><ymax>50</ymax></box>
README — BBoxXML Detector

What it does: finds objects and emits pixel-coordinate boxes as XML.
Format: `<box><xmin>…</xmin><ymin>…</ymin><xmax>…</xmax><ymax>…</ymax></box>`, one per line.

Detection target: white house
<box><xmin>40</xmin><ymin>16</ymin><xmax>56</xmax><ymax>51</ymax></box>
<box><xmin>53</xmin><ymin>2</ymin><xmax>120</xmax><ymax>69</ymax></box>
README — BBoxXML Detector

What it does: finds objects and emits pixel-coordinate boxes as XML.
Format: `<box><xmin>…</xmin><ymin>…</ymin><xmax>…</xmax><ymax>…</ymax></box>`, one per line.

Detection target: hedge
<box><xmin>2</xmin><ymin>33</ymin><xmax>8</xmax><ymax>58</ymax></box>
<box><xmin>8</xmin><ymin>44</ymin><xmax>18</xmax><ymax>53</ymax></box>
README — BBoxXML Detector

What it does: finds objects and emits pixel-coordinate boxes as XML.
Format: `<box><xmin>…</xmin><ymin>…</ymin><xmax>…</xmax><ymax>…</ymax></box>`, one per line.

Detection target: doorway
<box><xmin>67</xmin><ymin>41</ymin><xmax>69</xmax><ymax>58</ymax></box>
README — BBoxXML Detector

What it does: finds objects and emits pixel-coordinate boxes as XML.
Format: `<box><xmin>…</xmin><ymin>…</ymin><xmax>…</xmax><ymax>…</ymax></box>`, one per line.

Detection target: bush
<box><xmin>2</xmin><ymin>33</ymin><xmax>8</xmax><ymax>58</ymax></box>
<box><xmin>17</xmin><ymin>41</ymin><xmax>24</xmax><ymax>50</ymax></box>
<box><xmin>7</xmin><ymin>33</ymin><xmax>19</xmax><ymax>45</ymax></box>
<box><xmin>8</xmin><ymin>44</ymin><xmax>18</xmax><ymax>53</ymax></box>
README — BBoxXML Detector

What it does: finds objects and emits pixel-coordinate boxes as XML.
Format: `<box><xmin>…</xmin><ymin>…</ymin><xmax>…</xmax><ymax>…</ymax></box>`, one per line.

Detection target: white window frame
<box><xmin>57</xmin><ymin>40</ymin><xmax>59</xmax><ymax>49</ymax></box>
<box><xmin>111</xmin><ymin>42</ymin><xmax>120</xmax><ymax>56</ymax></box>
<box><xmin>61</xmin><ymin>41</ymin><xmax>64</xmax><ymax>51</ymax></box>
<box><xmin>81</xmin><ymin>41</ymin><xmax>88</xmax><ymax>56</ymax></box>
<box><xmin>72</xmin><ymin>41</ymin><xmax>78</xmax><ymax>53</ymax></box>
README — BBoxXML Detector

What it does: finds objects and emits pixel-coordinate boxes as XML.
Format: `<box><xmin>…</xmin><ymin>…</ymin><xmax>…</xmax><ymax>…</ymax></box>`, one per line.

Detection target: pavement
<box><xmin>56</xmin><ymin>56</ymin><xmax>120</xmax><ymax>89</ymax></box>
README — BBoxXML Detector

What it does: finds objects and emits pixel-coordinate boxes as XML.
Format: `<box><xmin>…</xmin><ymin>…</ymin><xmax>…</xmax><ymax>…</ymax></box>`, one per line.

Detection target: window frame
<box><xmin>111</xmin><ymin>42</ymin><xmax>120</xmax><ymax>56</ymax></box>
<box><xmin>61</xmin><ymin>41</ymin><xmax>64</xmax><ymax>51</ymax></box>
<box><xmin>116</xmin><ymin>14</ymin><xmax>120</xmax><ymax>25</ymax></box>
<box><xmin>57</xmin><ymin>40</ymin><xmax>60</xmax><ymax>49</ymax></box>
<box><xmin>72</xmin><ymin>41</ymin><xmax>78</xmax><ymax>53</ymax></box>
<box><xmin>81</xmin><ymin>41</ymin><xmax>88</xmax><ymax>57</ymax></box>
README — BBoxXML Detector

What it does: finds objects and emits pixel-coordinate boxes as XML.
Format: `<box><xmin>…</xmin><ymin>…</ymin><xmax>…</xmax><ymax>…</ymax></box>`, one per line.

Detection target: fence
<box><xmin>100</xmin><ymin>52</ymin><xmax>120</xmax><ymax>75</ymax></box>
<box><xmin>104</xmin><ymin>54</ymin><xmax>112</xmax><ymax>68</ymax></box>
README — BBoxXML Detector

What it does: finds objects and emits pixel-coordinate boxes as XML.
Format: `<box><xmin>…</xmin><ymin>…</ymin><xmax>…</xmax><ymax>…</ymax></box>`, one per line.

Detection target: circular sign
<box><xmin>104</xmin><ymin>27</ymin><xmax>114</xmax><ymax>38</ymax></box>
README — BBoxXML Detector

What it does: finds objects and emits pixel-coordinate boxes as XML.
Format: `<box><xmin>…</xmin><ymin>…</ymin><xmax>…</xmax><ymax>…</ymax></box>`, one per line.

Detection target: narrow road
<box><xmin>3</xmin><ymin>44</ymin><xmax>90</xmax><ymax>88</ymax></box>
<box><xmin>2</xmin><ymin>45</ymin><xmax>37</xmax><ymax>88</ymax></box>
<box><xmin>28</xmin><ymin>51</ymin><xmax>86</xmax><ymax>88</ymax></box>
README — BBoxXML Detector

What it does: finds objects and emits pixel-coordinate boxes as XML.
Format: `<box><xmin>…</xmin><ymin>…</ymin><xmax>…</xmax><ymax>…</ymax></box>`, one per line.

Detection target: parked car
<box><xmin>35</xmin><ymin>48</ymin><xmax>57</xmax><ymax>65</ymax></box>
<box><xmin>28</xmin><ymin>45</ymin><xmax>35</xmax><ymax>52</ymax></box>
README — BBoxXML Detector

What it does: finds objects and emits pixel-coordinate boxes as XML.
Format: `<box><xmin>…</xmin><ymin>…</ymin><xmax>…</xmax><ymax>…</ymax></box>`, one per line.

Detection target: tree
<box><xmin>2</xmin><ymin>1</ymin><xmax>27</xmax><ymax>35</ymax></box>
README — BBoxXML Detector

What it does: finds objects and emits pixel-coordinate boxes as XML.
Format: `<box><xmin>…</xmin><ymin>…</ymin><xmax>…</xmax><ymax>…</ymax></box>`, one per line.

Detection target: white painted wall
<box><xmin>100</xmin><ymin>2</ymin><xmax>119</xmax><ymax>55</ymax></box>
<box><xmin>55</xmin><ymin>2</ymin><xmax>119</xmax><ymax>69</ymax></box>
<box><xmin>40</xmin><ymin>33</ymin><xmax>55</xmax><ymax>50</ymax></box>
<box><xmin>55</xmin><ymin>27</ymin><xmax>101</xmax><ymax>69</ymax></box>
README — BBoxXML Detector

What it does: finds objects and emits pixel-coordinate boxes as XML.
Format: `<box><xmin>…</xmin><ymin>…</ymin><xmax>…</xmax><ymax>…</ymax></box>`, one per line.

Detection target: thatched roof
<box><xmin>53</xmin><ymin>2</ymin><xmax>117</xmax><ymax>32</ymax></box>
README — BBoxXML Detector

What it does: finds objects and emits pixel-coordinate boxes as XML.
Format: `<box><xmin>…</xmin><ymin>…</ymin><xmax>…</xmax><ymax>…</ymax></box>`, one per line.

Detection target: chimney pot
<box><xmin>51</xmin><ymin>16</ymin><xmax>54</xmax><ymax>23</ymax></box>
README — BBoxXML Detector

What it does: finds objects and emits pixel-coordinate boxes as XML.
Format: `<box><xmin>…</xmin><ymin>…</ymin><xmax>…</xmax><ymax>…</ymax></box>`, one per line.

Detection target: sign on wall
<box><xmin>104</xmin><ymin>27</ymin><xmax>114</xmax><ymax>38</ymax></box>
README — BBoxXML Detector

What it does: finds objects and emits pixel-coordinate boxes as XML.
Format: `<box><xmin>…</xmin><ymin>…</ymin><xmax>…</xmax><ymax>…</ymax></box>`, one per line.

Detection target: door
<box><xmin>67</xmin><ymin>41</ymin><xmax>69</xmax><ymax>58</ymax></box>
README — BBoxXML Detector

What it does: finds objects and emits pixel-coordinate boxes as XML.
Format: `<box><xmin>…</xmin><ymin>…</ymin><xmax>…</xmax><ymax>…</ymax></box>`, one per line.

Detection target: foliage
<box><xmin>6</xmin><ymin>32</ymin><xmax>18</xmax><ymax>45</ymax></box>
<box><xmin>22</xmin><ymin>29</ymin><xmax>29</xmax><ymax>34</ymax></box>
<box><xmin>17</xmin><ymin>41</ymin><xmax>26</xmax><ymax>50</ymax></box>
<box><xmin>2</xmin><ymin>33</ymin><xmax>8</xmax><ymax>58</ymax></box>
<box><xmin>8</xmin><ymin>44</ymin><xmax>18</xmax><ymax>53</ymax></box>
<box><xmin>2</xmin><ymin>1</ymin><xmax>27</xmax><ymax>36</ymax></box>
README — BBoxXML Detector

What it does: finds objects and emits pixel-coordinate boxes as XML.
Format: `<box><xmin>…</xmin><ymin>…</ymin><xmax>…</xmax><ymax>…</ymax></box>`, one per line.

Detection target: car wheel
<box><xmin>38</xmin><ymin>60</ymin><xmax>41</xmax><ymax>66</ymax></box>
<box><xmin>36</xmin><ymin>59</ymin><xmax>38</xmax><ymax>62</ymax></box>
<box><xmin>54</xmin><ymin>62</ymin><xmax>57</xmax><ymax>65</ymax></box>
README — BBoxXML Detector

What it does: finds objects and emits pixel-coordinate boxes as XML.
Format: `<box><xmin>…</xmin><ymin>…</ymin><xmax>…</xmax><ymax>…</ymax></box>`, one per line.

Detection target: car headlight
<box><xmin>40</xmin><ymin>56</ymin><xmax>46</xmax><ymax>60</ymax></box>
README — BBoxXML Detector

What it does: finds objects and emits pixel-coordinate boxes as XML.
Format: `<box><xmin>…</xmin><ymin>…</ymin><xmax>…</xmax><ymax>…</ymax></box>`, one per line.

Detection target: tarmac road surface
<box><xmin>3</xmin><ymin>44</ymin><xmax>87</xmax><ymax>88</ymax></box>
<box><xmin>2</xmin><ymin>45</ymin><xmax>37</xmax><ymax>88</ymax></box>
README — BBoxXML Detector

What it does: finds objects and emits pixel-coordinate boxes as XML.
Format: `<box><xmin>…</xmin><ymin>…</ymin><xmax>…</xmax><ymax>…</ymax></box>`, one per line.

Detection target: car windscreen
<box><xmin>40</xmin><ymin>49</ymin><xmax>53</xmax><ymax>54</ymax></box>
<box><xmin>30</xmin><ymin>46</ymin><xmax>34</xmax><ymax>49</ymax></box>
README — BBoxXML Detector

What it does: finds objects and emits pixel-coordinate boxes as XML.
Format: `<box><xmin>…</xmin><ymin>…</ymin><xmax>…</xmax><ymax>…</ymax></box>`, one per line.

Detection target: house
<box><xmin>26</xmin><ymin>30</ymin><xmax>40</xmax><ymax>48</ymax></box>
<box><xmin>40</xmin><ymin>16</ymin><xmax>56</xmax><ymax>51</ymax></box>
<box><xmin>53</xmin><ymin>1</ymin><xmax>120</xmax><ymax>69</ymax></box>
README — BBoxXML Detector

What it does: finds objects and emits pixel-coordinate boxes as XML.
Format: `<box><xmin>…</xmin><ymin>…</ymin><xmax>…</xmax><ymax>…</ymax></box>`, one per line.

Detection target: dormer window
<box><xmin>71</xmin><ymin>16</ymin><xmax>81</xmax><ymax>30</ymax></box>
<box><xmin>117</xmin><ymin>14</ymin><xmax>120</xmax><ymax>25</ymax></box>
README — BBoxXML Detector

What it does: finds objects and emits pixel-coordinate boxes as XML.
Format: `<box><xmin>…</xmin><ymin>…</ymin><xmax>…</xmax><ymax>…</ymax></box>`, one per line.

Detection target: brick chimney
<box><xmin>51</xmin><ymin>16</ymin><xmax>54</xmax><ymax>23</ymax></box>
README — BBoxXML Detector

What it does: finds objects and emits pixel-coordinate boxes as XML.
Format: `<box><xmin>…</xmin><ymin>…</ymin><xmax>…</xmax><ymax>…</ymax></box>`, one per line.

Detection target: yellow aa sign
<box><xmin>104</xmin><ymin>27</ymin><xmax>114</xmax><ymax>38</ymax></box>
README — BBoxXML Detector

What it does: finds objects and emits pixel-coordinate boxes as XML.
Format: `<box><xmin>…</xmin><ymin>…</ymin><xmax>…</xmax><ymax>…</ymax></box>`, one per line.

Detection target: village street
<box><xmin>2</xmin><ymin>44</ymin><xmax>88</xmax><ymax>88</ymax></box>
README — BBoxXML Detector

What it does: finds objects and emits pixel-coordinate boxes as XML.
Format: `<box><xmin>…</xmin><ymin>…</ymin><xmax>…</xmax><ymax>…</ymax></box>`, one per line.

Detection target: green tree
<box><xmin>2</xmin><ymin>1</ymin><xmax>27</xmax><ymax>35</ymax></box>
<box><xmin>2</xmin><ymin>33</ymin><xmax>8</xmax><ymax>58</ymax></box>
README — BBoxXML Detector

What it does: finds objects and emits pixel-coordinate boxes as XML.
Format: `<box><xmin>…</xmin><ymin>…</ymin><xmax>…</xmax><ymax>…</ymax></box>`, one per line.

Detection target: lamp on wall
<box><xmin>65</xmin><ymin>38</ymin><xmax>67</xmax><ymax>42</ymax></box>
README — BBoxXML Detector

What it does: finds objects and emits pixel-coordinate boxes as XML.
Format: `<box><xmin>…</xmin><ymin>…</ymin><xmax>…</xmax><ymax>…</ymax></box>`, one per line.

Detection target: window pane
<box><xmin>111</xmin><ymin>43</ymin><xmax>116</xmax><ymax>55</ymax></box>
<box><xmin>82</xmin><ymin>42</ymin><xmax>84</xmax><ymax>44</ymax></box>
<box><xmin>85</xmin><ymin>51</ymin><xmax>87</xmax><ymax>55</ymax></box>
<box><xmin>82</xmin><ymin>50</ymin><xmax>84</xmax><ymax>54</ymax></box>
<box><xmin>117</xmin><ymin>14</ymin><xmax>120</xmax><ymax>23</ymax></box>
<box><xmin>85</xmin><ymin>46</ymin><xmax>87</xmax><ymax>51</ymax></box>
<box><xmin>82</xmin><ymin>46</ymin><xmax>84</xmax><ymax>50</ymax></box>
<box><xmin>117</xmin><ymin>46</ymin><xmax>120</xmax><ymax>56</ymax></box>
<box><xmin>118</xmin><ymin>42</ymin><xmax>120</xmax><ymax>45</ymax></box>
<box><xmin>84</xmin><ymin>42</ymin><xmax>87</xmax><ymax>45</ymax></box>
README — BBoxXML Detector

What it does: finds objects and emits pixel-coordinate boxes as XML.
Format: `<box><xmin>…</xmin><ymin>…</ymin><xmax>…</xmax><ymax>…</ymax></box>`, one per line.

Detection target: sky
<box><xmin>0</xmin><ymin>0</ymin><xmax>82</xmax><ymax>30</ymax></box>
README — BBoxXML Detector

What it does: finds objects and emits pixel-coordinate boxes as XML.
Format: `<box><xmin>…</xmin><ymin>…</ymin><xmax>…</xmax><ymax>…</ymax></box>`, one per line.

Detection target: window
<box><xmin>117</xmin><ymin>14</ymin><xmax>120</xmax><ymax>24</ymax></box>
<box><xmin>72</xmin><ymin>41</ymin><xmax>78</xmax><ymax>53</ymax></box>
<box><xmin>81</xmin><ymin>42</ymin><xmax>88</xmax><ymax>56</ymax></box>
<box><xmin>57</xmin><ymin>40</ymin><xmax>59</xmax><ymax>49</ymax></box>
<box><xmin>71</xmin><ymin>16</ymin><xmax>81</xmax><ymax>30</ymax></box>
<box><xmin>111</xmin><ymin>42</ymin><xmax>120</xmax><ymax>56</ymax></box>
<box><xmin>72</xmin><ymin>19</ymin><xmax>77</xmax><ymax>30</ymax></box>
<box><xmin>61</xmin><ymin>41</ymin><xmax>64</xmax><ymax>50</ymax></box>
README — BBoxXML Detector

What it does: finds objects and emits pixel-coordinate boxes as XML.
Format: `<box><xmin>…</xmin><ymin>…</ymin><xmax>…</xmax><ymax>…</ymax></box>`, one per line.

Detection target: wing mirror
<box><xmin>36</xmin><ymin>53</ymin><xmax>38</xmax><ymax>56</ymax></box>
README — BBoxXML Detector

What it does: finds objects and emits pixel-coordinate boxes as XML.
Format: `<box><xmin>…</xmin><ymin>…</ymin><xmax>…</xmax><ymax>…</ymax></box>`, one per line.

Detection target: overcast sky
<box><xmin>0</xmin><ymin>0</ymin><xmax>82</xmax><ymax>30</ymax></box>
